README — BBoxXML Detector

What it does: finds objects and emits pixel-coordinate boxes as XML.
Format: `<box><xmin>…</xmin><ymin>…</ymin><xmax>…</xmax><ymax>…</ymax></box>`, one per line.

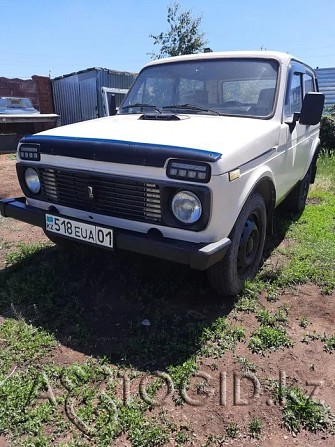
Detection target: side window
<box><xmin>304</xmin><ymin>73</ymin><xmax>315</xmax><ymax>94</ymax></box>
<box><xmin>284</xmin><ymin>73</ymin><xmax>303</xmax><ymax>117</ymax></box>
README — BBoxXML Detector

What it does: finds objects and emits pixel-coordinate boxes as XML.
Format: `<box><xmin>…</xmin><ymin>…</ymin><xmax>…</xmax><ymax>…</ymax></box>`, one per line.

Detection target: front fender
<box><xmin>236</xmin><ymin>165</ymin><xmax>276</xmax><ymax>217</ymax></box>
<box><xmin>211</xmin><ymin>166</ymin><xmax>276</xmax><ymax>241</ymax></box>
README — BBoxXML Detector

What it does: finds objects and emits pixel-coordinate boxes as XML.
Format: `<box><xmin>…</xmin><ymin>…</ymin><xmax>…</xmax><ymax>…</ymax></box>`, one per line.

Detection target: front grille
<box><xmin>39</xmin><ymin>168</ymin><xmax>162</xmax><ymax>223</ymax></box>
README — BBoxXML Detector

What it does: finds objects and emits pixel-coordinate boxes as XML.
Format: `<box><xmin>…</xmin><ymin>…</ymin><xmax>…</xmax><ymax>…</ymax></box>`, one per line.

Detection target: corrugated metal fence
<box><xmin>316</xmin><ymin>67</ymin><xmax>335</xmax><ymax>107</ymax></box>
<box><xmin>52</xmin><ymin>68</ymin><xmax>136</xmax><ymax>125</ymax></box>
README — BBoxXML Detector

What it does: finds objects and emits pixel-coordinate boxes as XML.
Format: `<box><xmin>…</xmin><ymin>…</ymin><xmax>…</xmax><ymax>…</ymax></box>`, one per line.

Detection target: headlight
<box><xmin>25</xmin><ymin>168</ymin><xmax>40</xmax><ymax>194</ymax></box>
<box><xmin>167</xmin><ymin>160</ymin><xmax>211</xmax><ymax>183</ymax></box>
<box><xmin>19</xmin><ymin>143</ymin><xmax>40</xmax><ymax>161</ymax></box>
<box><xmin>171</xmin><ymin>191</ymin><xmax>202</xmax><ymax>224</ymax></box>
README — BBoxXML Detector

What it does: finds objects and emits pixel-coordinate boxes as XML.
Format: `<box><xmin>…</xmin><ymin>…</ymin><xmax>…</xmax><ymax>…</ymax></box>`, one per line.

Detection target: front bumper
<box><xmin>0</xmin><ymin>197</ymin><xmax>231</xmax><ymax>270</ymax></box>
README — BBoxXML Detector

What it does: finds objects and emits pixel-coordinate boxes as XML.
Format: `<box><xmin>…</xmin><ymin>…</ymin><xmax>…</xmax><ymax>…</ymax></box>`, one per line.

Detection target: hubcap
<box><xmin>237</xmin><ymin>215</ymin><xmax>260</xmax><ymax>274</ymax></box>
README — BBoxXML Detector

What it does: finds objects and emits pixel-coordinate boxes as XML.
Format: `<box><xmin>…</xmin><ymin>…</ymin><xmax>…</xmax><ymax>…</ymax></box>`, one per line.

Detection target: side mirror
<box><xmin>299</xmin><ymin>92</ymin><xmax>325</xmax><ymax>125</ymax></box>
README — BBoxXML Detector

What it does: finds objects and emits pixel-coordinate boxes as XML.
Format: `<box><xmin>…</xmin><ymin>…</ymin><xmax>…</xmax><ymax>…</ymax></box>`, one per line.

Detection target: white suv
<box><xmin>0</xmin><ymin>51</ymin><xmax>324</xmax><ymax>295</ymax></box>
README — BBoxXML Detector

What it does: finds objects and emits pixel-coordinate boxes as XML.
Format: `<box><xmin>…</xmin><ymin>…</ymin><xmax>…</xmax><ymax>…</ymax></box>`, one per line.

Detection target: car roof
<box><xmin>144</xmin><ymin>51</ymin><xmax>299</xmax><ymax>68</ymax></box>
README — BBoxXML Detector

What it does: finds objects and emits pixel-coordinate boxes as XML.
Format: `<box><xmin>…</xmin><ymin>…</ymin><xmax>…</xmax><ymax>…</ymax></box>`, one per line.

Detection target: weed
<box><xmin>323</xmin><ymin>334</ymin><xmax>335</xmax><ymax>353</ymax></box>
<box><xmin>175</xmin><ymin>428</ymin><xmax>191</xmax><ymax>445</ymax></box>
<box><xmin>202</xmin><ymin>434</ymin><xmax>226</xmax><ymax>446</ymax></box>
<box><xmin>273</xmin><ymin>383</ymin><xmax>335</xmax><ymax>434</ymax></box>
<box><xmin>211</xmin><ymin>361</ymin><xmax>218</xmax><ymax>371</ymax></box>
<box><xmin>266</xmin><ymin>283</ymin><xmax>280</xmax><ymax>302</ymax></box>
<box><xmin>299</xmin><ymin>316</ymin><xmax>308</xmax><ymax>329</ymax></box>
<box><xmin>200</xmin><ymin>318</ymin><xmax>246</xmax><ymax>358</ymax></box>
<box><xmin>234</xmin><ymin>281</ymin><xmax>262</xmax><ymax>313</ymax></box>
<box><xmin>234</xmin><ymin>356</ymin><xmax>258</xmax><ymax>373</ymax></box>
<box><xmin>226</xmin><ymin>422</ymin><xmax>239</xmax><ymax>438</ymax></box>
<box><xmin>248</xmin><ymin>326</ymin><xmax>293</xmax><ymax>356</ymax></box>
<box><xmin>175</xmin><ymin>424</ymin><xmax>192</xmax><ymax>445</ymax></box>
<box><xmin>249</xmin><ymin>417</ymin><xmax>263</xmax><ymax>439</ymax></box>
<box><xmin>195</xmin><ymin>380</ymin><xmax>210</xmax><ymax>395</ymax></box>
<box><xmin>234</xmin><ymin>296</ymin><xmax>258</xmax><ymax>313</ymax></box>
<box><xmin>249</xmin><ymin>302</ymin><xmax>292</xmax><ymax>355</ymax></box>
<box><xmin>256</xmin><ymin>306</ymin><xmax>289</xmax><ymax>328</ymax></box>
<box><xmin>302</xmin><ymin>331</ymin><xmax>320</xmax><ymax>344</ymax></box>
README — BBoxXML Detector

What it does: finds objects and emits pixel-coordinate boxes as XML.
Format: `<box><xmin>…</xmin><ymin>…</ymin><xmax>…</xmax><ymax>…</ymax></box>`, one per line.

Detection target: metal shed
<box><xmin>52</xmin><ymin>68</ymin><xmax>137</xmax><ymax>125</ymax></box>
<box><xmin>316</xmin><ymin>67</ymin><xmax>335</xmax><ymax>107</ymax></box>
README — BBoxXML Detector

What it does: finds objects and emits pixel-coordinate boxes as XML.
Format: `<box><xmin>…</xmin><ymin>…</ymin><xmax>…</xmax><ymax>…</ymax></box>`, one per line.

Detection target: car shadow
<box><xmin>263</xmin><ymin>206</ymin><xmax>303</xmax><ymax>259</ymax></box>
<box><xmin>0</xmin><ymin>245</ymin><xmax>236</xmax><ymax>371</ymax></box>
<box><xmin>0</xmin><ymin>207</ymin><xmax>298</xmax><ymax>372</ymax></box>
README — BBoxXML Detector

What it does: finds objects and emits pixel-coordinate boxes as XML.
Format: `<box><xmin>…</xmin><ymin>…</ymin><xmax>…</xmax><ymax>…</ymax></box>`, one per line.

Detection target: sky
<box><xmin>1</xmin><ymin>0</ymin><xmax>335</xmax><ymax>80</ymax></box>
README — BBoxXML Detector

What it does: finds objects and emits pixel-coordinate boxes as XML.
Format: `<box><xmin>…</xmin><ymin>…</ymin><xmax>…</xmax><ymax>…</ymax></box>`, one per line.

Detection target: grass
<box><xmin>311</xmin><ymin>152</ymin><xmax>335</xmax><ymax>193</ymax></box>
<box><xmin>256</xmin><ymin>304</ymin><xmax>289</xmax><ymax>328</ymax></box>
<box><xmin>249</xmin><ymin>154</ymin><xmax>335</xmax><ymax>295</ymax></box>
<box><xmin>234</xmin><ymin>356</ymin><xmax>258</xmax><ymax>373</ymax></box>
<box><xmin>302</xmin><ymin>331</ymin><xmax>335</xmax><ymax>353</ymax></box>
<box><xmin>200</xmin><ymin>317</ymin><xmax>246</xmax><ymax>358</ymax></box>
<box><xmin>5</xmin><ymin>242</ymin><xmax>47</xmax><ymax>267</ymax></box>
<box><xmin>248</xmin><ymin>303</ymin><xmax>293</xmax><ymax>355</ymax></box>
<box><xmin>273</xmin><ymin>383</ymin><xmax>335</xmax><ymax>435</ymax></box>
<box><xmin>248</xmin><ymin>326</ymin><xmax>293</xmax><ymax>356</ymax></box>
<box><xmin>0</xmin><ymin>153</ymin><xmax>334</xmax><ymax>444</ymax></box>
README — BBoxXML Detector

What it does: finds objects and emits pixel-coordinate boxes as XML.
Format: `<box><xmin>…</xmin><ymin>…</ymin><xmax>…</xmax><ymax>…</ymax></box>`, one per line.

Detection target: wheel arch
<box><xmin>308</xmin><ymin>137</ymin><xmax>321</xmax><ymax>184</ymax></box>
<box><xmin>251</xmin><ymin>176</ymin><xmax>276</xmax><ymax>217</ymax></box>
<box><xmin>237</xmin><ymin>169</ymin><xmax>276</xmax><ymax>235</ymax></box>
<box><xmin>240</xmin><ymin>168</ymin><xmax>276</xmax><ymax>216</ymax></box>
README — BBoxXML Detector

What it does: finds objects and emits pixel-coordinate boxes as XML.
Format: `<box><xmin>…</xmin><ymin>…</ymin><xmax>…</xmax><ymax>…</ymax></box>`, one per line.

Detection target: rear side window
<box><xmin>304</xmin><ymin>73</ymin><xmax>315</xmax><ymax>94</ymax></box>
<box><xmin>284</xmin><ymin>73</ymin><xmax>303</xmax><ymax>117</ymax></box>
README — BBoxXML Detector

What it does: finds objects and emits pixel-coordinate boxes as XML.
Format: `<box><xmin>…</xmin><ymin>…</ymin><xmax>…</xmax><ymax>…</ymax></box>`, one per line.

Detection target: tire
<box><xmin>207</xmin><ymin>193</ymin><xmax>267</xmax><ymax>296</ymax></box>
<box><xmin>282</xmin><ymin>166</ymin><xmax>311</xmax><ymax>213</ymax></box>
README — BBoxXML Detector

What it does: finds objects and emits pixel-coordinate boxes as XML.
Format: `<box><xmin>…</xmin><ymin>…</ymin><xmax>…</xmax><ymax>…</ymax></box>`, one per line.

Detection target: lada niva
<box><xmin>0</xmin><ymin>51</ymin><xmax>325</xmax><ymax>295</ymax></box>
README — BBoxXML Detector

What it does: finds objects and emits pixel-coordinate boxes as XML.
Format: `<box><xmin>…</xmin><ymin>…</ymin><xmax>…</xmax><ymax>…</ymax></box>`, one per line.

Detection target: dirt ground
<box><xmin>0</xmin><ymin>153</ymin><xmax>334</xmax><ymax>446</ymax></box>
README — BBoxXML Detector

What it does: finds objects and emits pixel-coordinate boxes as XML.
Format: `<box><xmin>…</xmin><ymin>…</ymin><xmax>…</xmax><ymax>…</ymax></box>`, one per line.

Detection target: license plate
<box><xmin>45</xmin><ymin>214</ymin><xmax>113</xmax><ymax>249</ymax></box>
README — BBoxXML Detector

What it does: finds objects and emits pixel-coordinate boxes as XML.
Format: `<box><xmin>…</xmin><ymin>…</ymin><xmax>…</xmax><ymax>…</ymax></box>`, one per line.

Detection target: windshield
<box><xmin>119</xmin><ymin>58</ymin><xmax>279</xmax><ymax>118</ymax></box>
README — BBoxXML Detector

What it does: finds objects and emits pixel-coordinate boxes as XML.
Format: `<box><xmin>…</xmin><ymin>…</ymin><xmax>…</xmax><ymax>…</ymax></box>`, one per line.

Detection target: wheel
<box><xmin>207</xmin><ymin>193</ymin><xmax>267</xmax><ymax>296</ymax></box>
<box><xmin>282</xmin><ymin>166</ymin><xmax>311</xmax><ymax>213</ymax></box>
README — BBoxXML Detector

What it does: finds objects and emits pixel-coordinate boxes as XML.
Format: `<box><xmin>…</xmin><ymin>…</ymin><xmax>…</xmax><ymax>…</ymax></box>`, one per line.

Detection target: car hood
<box><xmin>27</xmin><ymin>114</ymin><xmax>281</xmax><ymax>174</ymax></box>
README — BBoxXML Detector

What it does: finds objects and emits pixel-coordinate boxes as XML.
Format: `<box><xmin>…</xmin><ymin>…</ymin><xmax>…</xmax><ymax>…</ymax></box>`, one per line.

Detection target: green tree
<box><xmin>149</xmin><ymin>3</ymin><xmax>207</xmax><ymax>59</ymax></box>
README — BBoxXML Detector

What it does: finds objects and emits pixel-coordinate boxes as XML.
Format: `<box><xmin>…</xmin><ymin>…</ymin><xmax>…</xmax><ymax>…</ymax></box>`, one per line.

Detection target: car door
<box><xmin>275</xmin><ymin>65</ymin><xmax>303</xmax><ymax>200</ymax></box>
<box><xmin>282</xmin><ymin>63</ymin><xmax>318</xmax><ymax>183</ymax></box>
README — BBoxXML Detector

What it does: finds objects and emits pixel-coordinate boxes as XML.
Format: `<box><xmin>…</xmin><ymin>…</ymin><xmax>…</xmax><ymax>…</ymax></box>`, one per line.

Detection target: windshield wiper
<box><xmin>162</xmin><ymin>104</ymin><xmax>222</xmax><ymax>116</ymax></box>
<box><xmin>121</xmin><ymin>103</ymin><xmax>161</xmax><ymax>113</ymax></box>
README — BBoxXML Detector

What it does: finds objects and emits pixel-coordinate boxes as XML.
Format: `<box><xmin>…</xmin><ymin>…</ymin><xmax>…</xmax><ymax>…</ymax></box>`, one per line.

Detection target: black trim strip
<box><xmin>20</xmin><ymin>135</ymin><xmax>222</xmax><ymax>168</ymax></box>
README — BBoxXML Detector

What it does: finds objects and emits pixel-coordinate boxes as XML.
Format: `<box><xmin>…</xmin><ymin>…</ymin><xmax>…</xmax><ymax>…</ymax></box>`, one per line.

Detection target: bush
<box><xmin>320</xmin><ymin>114</ymin><xmax>335</xmax><ymax>154</ymax></box>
